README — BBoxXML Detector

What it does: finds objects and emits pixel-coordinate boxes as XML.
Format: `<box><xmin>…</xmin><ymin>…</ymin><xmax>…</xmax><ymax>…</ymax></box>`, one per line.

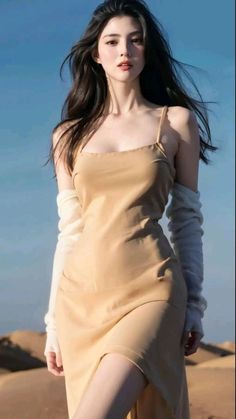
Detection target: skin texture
<box><xmin>46</xmin><ymin>14</ymin><xmax>202</xmax><ymax>416</ymax></box>
<box><xmin>72</xmin><ymin>353</ymin><xmax>149</xmax><ymax>419</ymax></box>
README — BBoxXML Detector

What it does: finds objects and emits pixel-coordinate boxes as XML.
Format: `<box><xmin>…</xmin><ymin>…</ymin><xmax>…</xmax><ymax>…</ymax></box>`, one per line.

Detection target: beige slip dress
<box><xmin>55</xmin><ymin>105</ymin><xmax>190</xmax><ymax>418</ymax></box>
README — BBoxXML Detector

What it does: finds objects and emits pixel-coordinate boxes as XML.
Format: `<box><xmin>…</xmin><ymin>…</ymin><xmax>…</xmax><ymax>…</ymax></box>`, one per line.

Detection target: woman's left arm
<box><xmin>174</xmin><ymin>106</ymin><xmax>200</xmax><ymax>192</ymax></box>
<box><xmin>166</xmin><ymin>107</ymin><xmax>208</xmax><ymax>356</ymax></box>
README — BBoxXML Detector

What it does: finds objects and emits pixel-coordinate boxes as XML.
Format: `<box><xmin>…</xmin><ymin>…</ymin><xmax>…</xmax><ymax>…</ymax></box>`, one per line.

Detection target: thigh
<box><xmin>72</xmin><ymin>352</ymin><xmax>149</xmax><ymax>419</ymax></box>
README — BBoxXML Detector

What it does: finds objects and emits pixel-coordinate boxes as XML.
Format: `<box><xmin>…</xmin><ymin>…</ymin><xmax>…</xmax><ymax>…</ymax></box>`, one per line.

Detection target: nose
<box><xmin>120</xmin><ymin>39</ymin><xmax>132</xmax><ymax>57</ymax></box>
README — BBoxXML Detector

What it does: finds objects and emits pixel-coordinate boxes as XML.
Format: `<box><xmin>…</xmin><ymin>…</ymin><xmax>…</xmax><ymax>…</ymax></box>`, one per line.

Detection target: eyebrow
<box><xmin>103</xmin><ymin>30</ymin><xmax>142</xmax><ymax>38</ymax></box>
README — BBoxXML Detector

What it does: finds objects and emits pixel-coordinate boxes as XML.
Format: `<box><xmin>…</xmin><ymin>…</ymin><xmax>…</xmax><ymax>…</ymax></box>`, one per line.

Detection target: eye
<box><xmin>132</xmin><ymin>38</ymin><xmax>143</xmax><ymax>44</ymax></box>
<box><xmin>106</xmin><ymin>38</ymin><xmax>143</xmax><ymax>45</ymax></box>
<box><xmin>106</xmin><ymin>40</ymin><xmax>117</xmax><ymax>45</ymax></box>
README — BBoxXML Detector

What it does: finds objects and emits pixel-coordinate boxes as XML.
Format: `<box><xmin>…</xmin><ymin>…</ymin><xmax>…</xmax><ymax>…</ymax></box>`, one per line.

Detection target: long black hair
<box><xmin>45</xmin><ymin>0</ymin><xmax>218</xmax><ymax>177</ymax></box>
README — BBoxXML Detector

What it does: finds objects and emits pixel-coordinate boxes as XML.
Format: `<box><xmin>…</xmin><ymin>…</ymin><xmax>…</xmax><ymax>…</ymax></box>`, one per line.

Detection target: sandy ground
<box><xmin>0</xmin><ymin>330</ymin><xmax>235</xmax><ymax>419</ymax></box>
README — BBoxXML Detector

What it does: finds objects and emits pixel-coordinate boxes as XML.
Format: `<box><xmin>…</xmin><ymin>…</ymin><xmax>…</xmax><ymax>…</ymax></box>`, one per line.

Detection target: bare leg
<box><xmin>72</xmin><ymin>352</ymin><xmax>149</xmax><ymax>419</ymax></box>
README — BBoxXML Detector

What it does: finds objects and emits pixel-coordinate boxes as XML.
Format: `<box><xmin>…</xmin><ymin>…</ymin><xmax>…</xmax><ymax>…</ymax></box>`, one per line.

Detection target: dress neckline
<box><xmin>72</xmin><ymin>142</ymin><xmax>176</xmax><ymax>179</ymax></box>
<box><xmin>72</xmin><ymin>105</ymin><xmax>176</xmax><ymax>178</ymax></box>
<box><xmin>80</xmin><ymin>140</ymin><xmax>162</xmax><ymax>156</ymax></box>
<box><xmin>79</xmin><ymin>105</ymin><xmax>167</xmax><ymax>154</ymax></box>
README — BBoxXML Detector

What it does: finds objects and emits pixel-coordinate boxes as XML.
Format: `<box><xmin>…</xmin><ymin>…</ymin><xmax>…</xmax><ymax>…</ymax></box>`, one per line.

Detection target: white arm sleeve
<box><xmin>165</xmin><ymin>182</ymin><xmax>208</xmax><ymax>338</ymax></box>
<box><xmin>43</xmin><ymin>189</ymin><xmax>83</xmax><ymax>356</ymax></box>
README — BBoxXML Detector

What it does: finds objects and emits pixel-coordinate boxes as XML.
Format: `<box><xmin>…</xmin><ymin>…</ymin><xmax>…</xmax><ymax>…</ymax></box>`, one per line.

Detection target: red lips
<box><xmin>118</xmin><ymin>60</ymin><xmax>132</xmax><ymax>66</ymax></box>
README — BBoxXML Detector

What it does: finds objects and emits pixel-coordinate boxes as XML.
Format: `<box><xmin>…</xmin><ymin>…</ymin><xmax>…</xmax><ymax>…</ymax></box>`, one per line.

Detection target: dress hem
<box><xmin>97</xmin><ymin>344</ymin><xmax>177</xmax><ymax>419</ymax></box>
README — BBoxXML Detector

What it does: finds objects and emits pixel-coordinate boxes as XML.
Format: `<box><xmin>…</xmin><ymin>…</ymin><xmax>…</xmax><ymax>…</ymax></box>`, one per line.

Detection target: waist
<box><xmin>76</xmin><ymin>219</ymin><xmax>174</xmax><ymax>261</ymax></box>
<box><xmin>80</xmin><ymin>214</ymin><xmax>163</xmax><ymax>237</ymax></box>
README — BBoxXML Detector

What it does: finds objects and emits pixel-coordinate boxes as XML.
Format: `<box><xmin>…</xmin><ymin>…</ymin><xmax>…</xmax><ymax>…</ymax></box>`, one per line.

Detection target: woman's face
<box><xmin>94</xmin><ymin>15</ymin><xmax>145</xmax><ymax>82</ymax></box>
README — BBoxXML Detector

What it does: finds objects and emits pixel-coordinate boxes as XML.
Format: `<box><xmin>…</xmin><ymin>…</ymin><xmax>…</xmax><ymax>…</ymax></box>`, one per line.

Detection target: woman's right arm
<box><xmin>44</xmin><ymin>125</ymin><xmax>83</xmax><ymax>376</ymax></box>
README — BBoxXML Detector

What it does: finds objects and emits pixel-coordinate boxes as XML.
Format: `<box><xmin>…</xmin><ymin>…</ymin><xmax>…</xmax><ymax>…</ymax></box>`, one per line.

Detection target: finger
<box><xmin>185</xmin><ymin>344</ymin><xmax>198</xmax><ymax>356</ymax></box>
<box><xmin>46</xmin><ymin>353</ymin><xmax>64</xmax><ymax>376</ymax></box>
<box><xmin>48</xmin><ymin>363</ymin><xmax>64</xmax><ymax>376</ymax></box>
<box><xmin>184</xmin><ymin>333</ymin><xmax>201</xmax><ymax>356</ymax></box>
<box><xmin>56</xmin><ymin>352</ymin><xmax>63</xmax><ymax>368</ymax></box>
<box><xmin>56</xmin><ymin>352</ymin><xmax>64</xmax><ymax>375</ymax></box>
<box><xmin>187</xmin><ymin>333</ymin><xmax>201</xmax><ymax>349</ymax></box>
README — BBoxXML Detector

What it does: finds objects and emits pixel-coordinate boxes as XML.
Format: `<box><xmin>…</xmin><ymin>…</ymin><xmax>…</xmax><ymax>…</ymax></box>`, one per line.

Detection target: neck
<box><xmin>103</xmin><ymin>76</ymin><xmax>147</xmax><ymax>116</ymax></box>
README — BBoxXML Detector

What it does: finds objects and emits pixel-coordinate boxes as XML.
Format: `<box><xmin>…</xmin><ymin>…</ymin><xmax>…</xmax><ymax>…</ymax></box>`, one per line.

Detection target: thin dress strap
<box><xmin>77</xmin><ymin>133</ymin><xmax>93</xmax><ymax>154</ymax></box>
<box><xmin>78</xmin><ymin>138</ymin><xmax>87</xmax><ymax>154</ymax></box>
<box><xmin>77</xmin><ymin>105</ymin><xmax>168</xmax><ymax>155</ymax></box>
<box><xmin>156</xmin><ymin>105</ymin><xmax>168</xmax><ymax>145</ymax></box>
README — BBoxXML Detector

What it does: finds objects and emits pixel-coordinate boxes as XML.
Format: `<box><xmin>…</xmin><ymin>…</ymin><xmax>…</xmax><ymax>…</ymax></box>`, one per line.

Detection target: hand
<box><xmin>181</xmin><ymin>330</ymin><xmax>202</xmax><ymax>356</ymax></box>
<box><xmin>45</xmin><ymin>350</ymin><xmax>64</xmax><ymax>376</ymax></box>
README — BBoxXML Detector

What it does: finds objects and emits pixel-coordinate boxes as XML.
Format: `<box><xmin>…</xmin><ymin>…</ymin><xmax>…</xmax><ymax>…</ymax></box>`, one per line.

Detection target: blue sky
<box><xmin>0</xmin><ymin>0</ymin><xmax>234</xmax><ymax>343</ymax></box>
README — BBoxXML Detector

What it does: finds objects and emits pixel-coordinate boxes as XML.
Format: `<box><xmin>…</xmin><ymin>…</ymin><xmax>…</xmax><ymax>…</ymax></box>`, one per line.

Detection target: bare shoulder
<box><xmin>168</xmin><ymin>106</ymin><xmax>200</xmax><ymax>192</ymax></box>
<box><xmin>52</xmin><ymin>120</ymin><xmax>77</xmax><ymax>150</ymax></box>
<box><xmin>51</xmin><ymin>120</ymin><xmax>78</xmax><ymax>192</ymax></box>
<box><xmin>167</xmin><ymin>106</ymin><xmax>199</xmax><ymax>141</ymax></box>
<box><xmin>167</xmin><ymin>105</ymin><xmax>195</xmax><ymax>120</ymax></box>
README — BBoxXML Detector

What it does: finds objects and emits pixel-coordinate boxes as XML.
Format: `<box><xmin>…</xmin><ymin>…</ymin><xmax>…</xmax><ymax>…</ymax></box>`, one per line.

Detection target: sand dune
<box><xmin>0</xmin><ymin>368</ymin><xmax>9</xmax><ymax>375</ymax></box>
<box><xmin>0</xmin><ymin>330</ymin><xmax>235</xmax><ymax>419</ymax></box>
<box><xmin>0</xmin><ymin>330</ymin><xmax>46</xmax><ymax>363</ymax></box>
<box><xmin>0</xmin><ymin>368</ymin><xmax>67</xmax><ymax>419</ymax></box>
<box><xmin>214</xmin><ymin>340</ymin><xmax>236</xmax><ymax>353</ymax></box>
<box><xmin>186</xmin><ymin>340</ymin><xmax>235</xmax><ymax>365</ymax></box>
<box><xmin>186</xmin><ymin>366</ymin><xmax>235</xmax><ymax>418</ymax></box>
<box><xmin>195</xmin><ymin>354</ymin><xmax>235</xmax><ymax>369</ymax></box>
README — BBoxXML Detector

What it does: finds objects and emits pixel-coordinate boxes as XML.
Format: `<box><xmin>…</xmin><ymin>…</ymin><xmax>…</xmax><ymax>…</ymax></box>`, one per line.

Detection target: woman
<box><xmin>43</xmin><ymin>1</ymin><xmax>217</xmax><ymax>418</ymax></box>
